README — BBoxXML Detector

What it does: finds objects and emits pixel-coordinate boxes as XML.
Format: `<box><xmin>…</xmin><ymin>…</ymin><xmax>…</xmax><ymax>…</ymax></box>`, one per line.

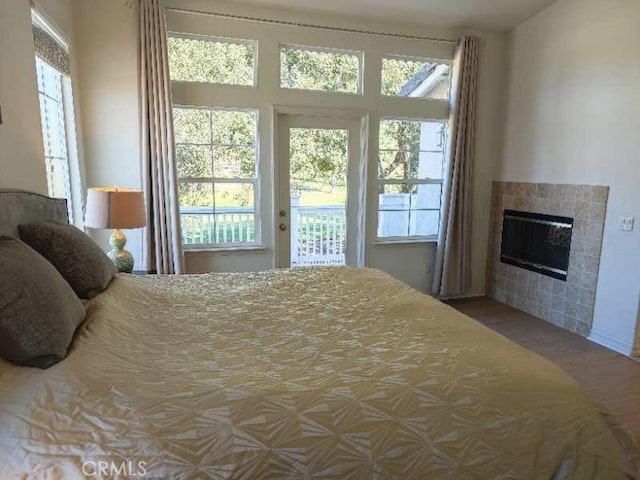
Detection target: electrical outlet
<box><xmin>619</xmin><ymin>216</ymin><xmax>635</xmax><ymax>232</ymax></box>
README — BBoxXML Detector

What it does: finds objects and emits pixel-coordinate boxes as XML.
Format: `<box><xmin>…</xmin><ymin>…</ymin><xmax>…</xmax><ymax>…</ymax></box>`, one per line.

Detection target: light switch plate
<box><xmin>619</xmin><ymin>216</ymin><xmax>635</xmax><ymax>232</ymax></box>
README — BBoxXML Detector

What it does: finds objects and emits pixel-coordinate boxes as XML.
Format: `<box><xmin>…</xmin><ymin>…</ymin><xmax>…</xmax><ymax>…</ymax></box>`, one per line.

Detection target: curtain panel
<box><xmin>432</xmin><ymin>36</ymin><xmax>480</xmax><ymax>296</ymax></box>
<box><xmin>137</xmin><ymin>0</ymin><xmax>184</xmax><ymax>274</ymax></box>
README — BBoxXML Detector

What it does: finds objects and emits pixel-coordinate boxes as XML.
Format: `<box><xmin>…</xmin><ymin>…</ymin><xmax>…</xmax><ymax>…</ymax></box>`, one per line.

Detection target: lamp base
<box><xmin>108</xmin><ymin>229</ymin><xmax>134</xmax><ymax>273</ymax></box>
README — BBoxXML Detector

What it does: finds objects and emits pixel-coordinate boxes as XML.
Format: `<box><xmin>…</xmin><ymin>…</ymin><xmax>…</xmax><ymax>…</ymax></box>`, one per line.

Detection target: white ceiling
<box><xmin>230</xmin><ymin>0</ymin><xmax>558</xmax><ymax>31</ymax></box>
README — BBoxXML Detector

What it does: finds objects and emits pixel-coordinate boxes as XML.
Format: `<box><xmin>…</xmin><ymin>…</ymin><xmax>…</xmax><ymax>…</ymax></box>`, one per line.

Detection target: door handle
<box><xmin>279</xmin><ymin>223</ymin><xmax>287</xmax><ymax>231</ymax></box>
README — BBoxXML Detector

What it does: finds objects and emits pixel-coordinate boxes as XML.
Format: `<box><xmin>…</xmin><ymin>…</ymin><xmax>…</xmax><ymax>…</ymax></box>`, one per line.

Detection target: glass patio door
<box><xmin>276</xmin><ymin>114</ymin><xmax>362</xmax><ymax>268</ymax></box>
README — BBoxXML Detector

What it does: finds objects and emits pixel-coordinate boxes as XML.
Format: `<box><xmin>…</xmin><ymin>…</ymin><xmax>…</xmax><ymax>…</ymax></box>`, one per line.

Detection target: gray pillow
<box><xmin>0</xmin><ymin>237</ymin><xmax>86</xmax><ymax>368</ymax></box>
<box><xmin>19</xmin><ymin>222</ymin><xmax>117</xmax><ymax>299</ymax></box>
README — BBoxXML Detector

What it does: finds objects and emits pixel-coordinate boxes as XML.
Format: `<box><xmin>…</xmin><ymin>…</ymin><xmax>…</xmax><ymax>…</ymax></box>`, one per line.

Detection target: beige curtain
<box><xmin>137</xmin><ymin>0</ymin><xmax>184</xmax><ymax>274</ymax></box>
<box><xmin>432</xmin><ymin>36</ymin><xmax>480</xmax><ymax>296</ymax></box>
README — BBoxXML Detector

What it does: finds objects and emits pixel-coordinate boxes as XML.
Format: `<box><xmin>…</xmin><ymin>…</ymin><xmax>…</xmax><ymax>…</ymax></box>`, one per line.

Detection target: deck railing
<box><xmin>180</xmin><ymin>207</ymin><xmax>255</xmax><ymax>245</ymax></box>
<box><xmin>180</xmin><ymin>205</ymin><xmax>346</xmax><ymax>266</ymax></box>
<box><xmin>291</xmin><ymin>205</ymin><xmax>346</xmax><ymax>266</ymax></box>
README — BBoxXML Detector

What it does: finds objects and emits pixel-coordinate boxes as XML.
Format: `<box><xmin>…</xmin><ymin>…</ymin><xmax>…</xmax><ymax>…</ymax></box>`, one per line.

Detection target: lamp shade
<box><xmin>85</xmin><ymin>187</ymin><xmax>147</xmax><ymax>229</ymax></box>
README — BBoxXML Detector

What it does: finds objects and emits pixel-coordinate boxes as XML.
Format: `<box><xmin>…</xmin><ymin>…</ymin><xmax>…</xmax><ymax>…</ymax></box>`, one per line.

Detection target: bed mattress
<box><xmin>0</xmin><ymin>267</ymin><xmax>637</xmax><ymax>478</ymax></box>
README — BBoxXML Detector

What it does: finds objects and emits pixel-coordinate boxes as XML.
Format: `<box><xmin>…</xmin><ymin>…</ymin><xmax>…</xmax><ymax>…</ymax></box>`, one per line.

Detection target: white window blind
<box><xmin>33</xmin><ymin>23</ymin><xmax>70</xmax><ymax>76</ymax></box>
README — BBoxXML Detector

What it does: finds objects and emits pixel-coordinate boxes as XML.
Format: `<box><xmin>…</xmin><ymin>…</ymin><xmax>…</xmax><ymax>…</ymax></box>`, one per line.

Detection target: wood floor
<box><xmin>447</xmin><ymin>297</ymin><xmax>640</xmax><ymax>439</ymax></box>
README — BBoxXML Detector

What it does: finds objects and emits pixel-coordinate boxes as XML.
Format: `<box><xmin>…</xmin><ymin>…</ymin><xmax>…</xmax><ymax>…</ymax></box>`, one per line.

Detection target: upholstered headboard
<box><xmin>0</xmin><ymin>190</ymin><xmax>68</xmax><ymax>238</ymax></box>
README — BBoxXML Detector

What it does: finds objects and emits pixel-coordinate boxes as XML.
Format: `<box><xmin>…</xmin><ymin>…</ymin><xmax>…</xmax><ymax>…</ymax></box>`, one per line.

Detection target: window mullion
<box><xmin>177</xmin><ymin>177</ymin><xmax>255</xmax><ymax>184</ymax></box>
<box><xmin>379</xmin><ymin>179</ymin><xmax>443</xmax><ymax>185</ymax></box>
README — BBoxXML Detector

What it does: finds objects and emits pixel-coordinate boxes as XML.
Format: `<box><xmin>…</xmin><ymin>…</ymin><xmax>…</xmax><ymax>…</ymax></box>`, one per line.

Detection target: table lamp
<box><xmin>85</xmin><ymin>187</ymin><xmax>146</xmax><ymax>273</ymax></box>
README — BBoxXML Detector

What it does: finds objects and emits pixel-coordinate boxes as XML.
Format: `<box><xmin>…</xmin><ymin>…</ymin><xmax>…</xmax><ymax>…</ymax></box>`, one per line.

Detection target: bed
<box><xmin>0</xmin><ymin>191</ymin><xmax>637</xmax><ymax>479</ymax></box>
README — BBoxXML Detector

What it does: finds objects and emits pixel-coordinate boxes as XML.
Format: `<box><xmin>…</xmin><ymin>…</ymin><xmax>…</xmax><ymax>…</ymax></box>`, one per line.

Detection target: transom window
<box><xmin>381</xmin><ymin>56</ymin><xmax>450</xmax><ymax>100</ymax></box>
<box><xmin>168</xmin><ymin>35</ymin><xmax>256</xmax><ymax>86</ymax></box>
<box><xmin>173</xmin><ymin>107</ymin><xmax>258</xmax><ymax>246</ymax></box>
<box><xmin>377</xmin><ymin>119</ymin><xmax>448</xmax><ymax>239</ymax></box>
<box><xmin>280</xmin><ymin>45</ymin><xmax>361</xmax><ymax>94</ymax></box>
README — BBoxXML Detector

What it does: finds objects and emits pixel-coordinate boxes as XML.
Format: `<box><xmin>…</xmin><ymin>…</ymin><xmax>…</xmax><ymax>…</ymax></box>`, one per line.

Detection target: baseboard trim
<box><xmin>437</xmin><ymin>290</ymin><xmax>486</xmax><ymax>301</ymax></box>
<box><xmin>588</xmin><ymin>329</ymin><xmax>635</xmax><ymax>357</ymax></box>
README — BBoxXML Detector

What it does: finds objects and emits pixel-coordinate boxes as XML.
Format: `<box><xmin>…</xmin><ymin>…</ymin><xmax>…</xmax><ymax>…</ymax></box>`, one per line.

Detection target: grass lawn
<box><xmin>293</xmin><ymin>182</ymin><xmax>346</xmax><ymax>206</ymax></box>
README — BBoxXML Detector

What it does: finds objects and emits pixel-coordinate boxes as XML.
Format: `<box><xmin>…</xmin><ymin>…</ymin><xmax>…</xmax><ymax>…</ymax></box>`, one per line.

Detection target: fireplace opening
<box><xmin>501</xmin><ymin>210</ymin><xmax>573</xmax><ymax>281</ymax></box>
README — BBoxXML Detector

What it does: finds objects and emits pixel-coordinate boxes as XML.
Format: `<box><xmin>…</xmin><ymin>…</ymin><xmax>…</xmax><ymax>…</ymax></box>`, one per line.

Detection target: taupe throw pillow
<box><xmin>0</xmin><ymin>237</ymin><xmax>86</xmax><ymax>368</ymax></box>
<box><xmin>19</xmin><ymin>222</ymin><xmax>117</xmax><ymax>299</ymax></box>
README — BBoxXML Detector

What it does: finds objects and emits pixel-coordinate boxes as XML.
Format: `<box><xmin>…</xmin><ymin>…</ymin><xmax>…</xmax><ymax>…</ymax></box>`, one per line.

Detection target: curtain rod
<box><xmin>164</xmin><ymin>7</ymin><xmax>459</xmax><ymax>45</ymax></box>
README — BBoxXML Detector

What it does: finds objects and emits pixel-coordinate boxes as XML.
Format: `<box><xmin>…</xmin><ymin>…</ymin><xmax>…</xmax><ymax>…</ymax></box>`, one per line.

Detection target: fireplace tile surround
<box><xmin>486</xmin><ymin>182</ymin><xmax>609</xmax><ymax>336</ymax></box>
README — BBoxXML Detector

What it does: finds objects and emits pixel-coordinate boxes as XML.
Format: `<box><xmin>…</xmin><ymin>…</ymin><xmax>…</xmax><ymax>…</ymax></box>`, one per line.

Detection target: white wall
<box><xmin>501</xmin><ymin>0</ymin><xmax>640</xmax><ymax>354</ymax></box>
<box><xmin>72</xmin><ymin>0</ymin><xmax>143</xmax><ymax>264</ymax></box>
<box><xmin>36</xmin><ymin>0</ymin><xmax>73</xmax><ymax>35</ymax></box>
<box><xmin>0</xmin><ymin>0</ymin><xmax>47</xmax><ymax>193</ymax></box>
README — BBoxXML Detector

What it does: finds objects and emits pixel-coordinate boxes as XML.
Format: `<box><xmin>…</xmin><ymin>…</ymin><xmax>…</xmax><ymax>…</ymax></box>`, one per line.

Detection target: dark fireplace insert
<box><xmin>501</xmin><ymin>210</ymin><xmax>573</xmax><ymax>281</ymax></box>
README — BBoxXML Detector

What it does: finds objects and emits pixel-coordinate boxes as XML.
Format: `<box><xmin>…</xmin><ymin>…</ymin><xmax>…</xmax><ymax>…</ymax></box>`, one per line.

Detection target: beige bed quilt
<box><xmin>0</xmin><ymin>267</ymin><xmax>637</xmax><ymax>479</ymax></box>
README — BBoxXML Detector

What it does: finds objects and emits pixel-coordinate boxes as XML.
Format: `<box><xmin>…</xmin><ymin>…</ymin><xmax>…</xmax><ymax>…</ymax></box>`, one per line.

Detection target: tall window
<box><xmin>36</xmin><ymin>57</ymin><xmax>71</xmax><ymax>208</ymax></box>
<box><xmin>168</xmin><ymin>34</ymin><xmax>261</xmax><ymax>247</ymax></box>
<box><xmin>174</xmin><ymin>107</ymin><xmax>258</xmax><ymax>246</ymax></box>
<box><xmin>32</xmin><ymin>13</ymin><xmax>78</xmax><ymax>222</ymax></box>
<box><xmin>377</xmin><ymin>119</ymin><xmax>447</xmax><ymax>239</ymax></box>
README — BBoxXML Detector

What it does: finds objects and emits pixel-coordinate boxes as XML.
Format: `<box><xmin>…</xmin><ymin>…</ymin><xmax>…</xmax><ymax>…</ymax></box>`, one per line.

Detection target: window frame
<box><xmin>375</xmin><ymin>116</ymin><xmax>448</xmax><ymax>243</ymax></box>
<box><xmin>380</xmin><ymin>54</ymin><xmax>452</xmax><ymax>101</ymax></box>
<box><xmin>279</xmin><ymin>43</ymin><xmax>364</xmax><ymax>96</ymax></box>
<box><xmin>32</xmin><ymin>7</ymin><xmax>85</xmax><ymax>227</ymax></box>
<box><xmin>167</xmin><ymin>32</ymin><xmax>258</xmax><ymax>88</ymax></box>
<box><xmin>173</xmin><ymin>105</ymin><xmax>261</xmax><ymax>250</ymax></box>
<box><xmin>165</xmin><ymin>11</ymin><xmax>456</xmax><ymax>254</ymax></box>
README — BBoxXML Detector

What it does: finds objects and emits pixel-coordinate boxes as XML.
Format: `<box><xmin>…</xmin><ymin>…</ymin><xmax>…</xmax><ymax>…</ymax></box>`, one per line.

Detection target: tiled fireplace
<box><xmin>486</xmin><ymin>182</ymin><xmax>608</xmax><ymax>336</ymax></box>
